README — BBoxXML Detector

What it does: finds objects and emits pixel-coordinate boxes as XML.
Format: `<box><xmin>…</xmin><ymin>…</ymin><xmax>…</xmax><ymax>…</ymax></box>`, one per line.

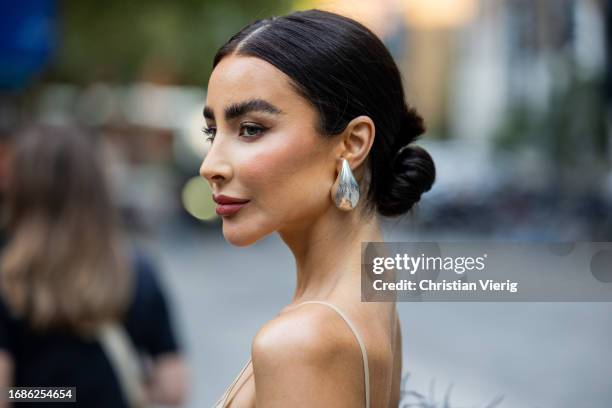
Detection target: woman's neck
<box><xmin>278</xmin><ymin>204</ymin><xmax>383</xmax><ymax>304</ymax></box>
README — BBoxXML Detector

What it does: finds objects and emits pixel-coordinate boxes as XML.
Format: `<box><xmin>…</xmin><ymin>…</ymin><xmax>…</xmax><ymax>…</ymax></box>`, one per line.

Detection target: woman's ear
<box><xmin>334</xmin><ymin>115</ymin><xmax>375</xmax><ymax>171</ymax></box>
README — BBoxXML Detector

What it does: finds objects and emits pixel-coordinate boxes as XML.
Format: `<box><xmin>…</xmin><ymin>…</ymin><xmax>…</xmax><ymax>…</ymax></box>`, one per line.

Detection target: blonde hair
<box><xmin>0</xmin><ymin>125</ymin><xmax>131</xmax><ymax>334</ymax></box>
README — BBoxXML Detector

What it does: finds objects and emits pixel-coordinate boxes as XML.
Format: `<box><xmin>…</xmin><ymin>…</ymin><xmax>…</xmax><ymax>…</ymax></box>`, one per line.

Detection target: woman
<box><xmin>201</xmin><ymin>9</ymin><xmax>435</xmax><ymax>408</ymax></box>
<box><xmin>0</xmin><ymin>125</ymin><xmax>189</xmax><ymax>407</ymax></box>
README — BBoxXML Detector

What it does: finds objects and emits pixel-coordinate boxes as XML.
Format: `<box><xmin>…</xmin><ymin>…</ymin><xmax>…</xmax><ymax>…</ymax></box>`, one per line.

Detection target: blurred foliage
<box><xmin>49</xmin><ymin>0</ymin><xmax>294</xmax><ymax>85</ymax></box>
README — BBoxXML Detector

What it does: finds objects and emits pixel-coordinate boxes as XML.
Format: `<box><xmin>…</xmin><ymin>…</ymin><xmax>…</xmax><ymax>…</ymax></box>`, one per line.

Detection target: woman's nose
<box><xmin>199</xmin><ymin>142</ymin><xmax>233</xmax><ymax>184</ymax></box>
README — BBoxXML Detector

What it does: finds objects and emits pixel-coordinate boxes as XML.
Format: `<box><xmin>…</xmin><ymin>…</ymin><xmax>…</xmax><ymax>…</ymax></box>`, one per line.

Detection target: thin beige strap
<box><xmin>296</xmin><ymin>300</ymin><xmax>370</xmax><ymax>408</ymax></box>
<box><xmin>214</xmin><ymin>357</ymin><xmax>252</xmax><ymax>408</ymax></box>
<box><xmin>97</xmin><ymin>323</ymin><xmax>147</xmax><ymax>408</ymax></box>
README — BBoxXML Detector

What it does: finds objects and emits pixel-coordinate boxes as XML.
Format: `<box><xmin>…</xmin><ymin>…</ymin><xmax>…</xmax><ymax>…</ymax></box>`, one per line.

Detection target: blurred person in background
<box><xmin>201</xmin><ymin>9</ymin><xmax>435</xmax><ymax>408</ymax></box>
<box><xmin>0</xmin><ymin>120</ymin><xmax>14</xmax><ymax>407</ymax></box>
<box><xmin>0</xmin><ymin>125</ymin><xmax>189</xmax><ymax>408</ymax></box>
<box><xmin>0</xmin><ymin>123</ymin><xmax>14</xmax><ymax>248</ymax></box>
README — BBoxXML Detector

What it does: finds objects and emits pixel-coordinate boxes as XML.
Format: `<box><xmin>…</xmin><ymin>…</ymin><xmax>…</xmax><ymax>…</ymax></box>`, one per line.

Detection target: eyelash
<box><xmin>201</xmin><ymin>124</ymin><xmax>267</xmax><ymax>143</ymax></box>
<box><xmin>201</xmin><ymin>127</ymin><xmax>216</xmax><ymax>142</ymax></box>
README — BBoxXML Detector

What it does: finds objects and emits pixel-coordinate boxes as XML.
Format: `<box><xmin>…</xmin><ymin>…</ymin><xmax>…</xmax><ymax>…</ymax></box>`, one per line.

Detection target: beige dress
<box><xmin>213</xmin><ymin>300</ymin><xmax>371</xmax><ymax>408</ymax></box>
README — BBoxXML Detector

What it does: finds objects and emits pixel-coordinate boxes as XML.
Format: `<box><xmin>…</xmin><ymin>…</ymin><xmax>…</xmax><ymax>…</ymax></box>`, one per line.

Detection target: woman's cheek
<box><xmin>239</xmin><ymin>137</ymin><xmax>309</xmax><ymax>190</ymax></box>
<box><xmin>237</xmin><ymin>131</ymin><xmax>327</xmax><ymax>216</ymax></box>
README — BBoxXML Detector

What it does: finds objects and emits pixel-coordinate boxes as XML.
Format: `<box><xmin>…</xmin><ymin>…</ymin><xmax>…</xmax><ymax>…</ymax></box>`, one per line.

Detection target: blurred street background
<box><xmin>1</xmin><ymin>0</ymin><xmax>611</xmax><ymax>406</ymax></box>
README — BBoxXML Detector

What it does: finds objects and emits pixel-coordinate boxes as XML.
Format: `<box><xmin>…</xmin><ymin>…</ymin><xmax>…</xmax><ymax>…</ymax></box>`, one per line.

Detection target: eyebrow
<box><xmin>203</xmin><ymin>98</ymin><xmax>284</xmax><ymax>121</ymax></box>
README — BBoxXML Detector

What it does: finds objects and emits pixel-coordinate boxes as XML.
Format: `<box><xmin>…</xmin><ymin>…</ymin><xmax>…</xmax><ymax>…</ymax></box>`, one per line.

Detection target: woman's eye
<box><xmin>239</xmin><ymin>124</ymin><xmax>266</xmax><ymax>138</ymax></box>
<box><xmin>202</xmin><ymin>126</ymin><xmax>216</xmax><ymax>142</ymax></box>
<box><xmin>202</xmin><ymin>124</ymin><xmax>266</xmax><ymax>143</ymax></box>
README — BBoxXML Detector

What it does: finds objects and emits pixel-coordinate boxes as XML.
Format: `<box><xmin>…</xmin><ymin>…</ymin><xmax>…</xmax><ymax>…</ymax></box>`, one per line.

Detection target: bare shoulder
<box><xmin>251</xmin><ymin>304</ymin><xmax>366</xmax><ymax>407</ymax></box>
<box><xmin>252</xmin><ymin>303</ymin><xmax>360</xmax><ymax>369</ymax></box>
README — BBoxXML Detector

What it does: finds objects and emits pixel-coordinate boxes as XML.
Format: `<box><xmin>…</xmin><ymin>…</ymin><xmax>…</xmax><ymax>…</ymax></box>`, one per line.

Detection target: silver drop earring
<box><xmin>331</xmin><ymin>158</ymin><xmax>360</xmax><ymax>211</ymax></box>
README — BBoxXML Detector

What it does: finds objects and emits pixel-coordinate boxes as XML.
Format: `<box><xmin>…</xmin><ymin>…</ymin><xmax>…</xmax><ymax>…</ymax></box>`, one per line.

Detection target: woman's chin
<box><xmin>220</xmin><ymin>210</ymin><xmax>277</xmax><ymax>246</ymax></box>
<box><xmin>222</xmin><ymin>224</ymin><xmax>261</xmax><ymax>247</ymax></box>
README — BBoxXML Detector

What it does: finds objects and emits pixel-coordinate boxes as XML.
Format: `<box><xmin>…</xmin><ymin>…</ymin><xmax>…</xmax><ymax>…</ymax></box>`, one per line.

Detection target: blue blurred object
<box><xmin>0</xmin><ymin>0</ymin><xmax>56</xmax><ymax>90</ymax></box>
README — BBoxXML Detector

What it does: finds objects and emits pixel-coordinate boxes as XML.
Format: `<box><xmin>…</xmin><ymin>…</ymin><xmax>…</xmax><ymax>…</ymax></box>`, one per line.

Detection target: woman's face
<box><xmin>200</xmin><ymin>55</ymin><xmax>338</xmax><ymax>246</ymax></box>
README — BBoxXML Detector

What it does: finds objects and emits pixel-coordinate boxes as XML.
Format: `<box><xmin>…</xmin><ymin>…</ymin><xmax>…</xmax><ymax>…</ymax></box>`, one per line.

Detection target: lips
<box><xmin>213</xmin><ymin>194</ymin><xmax>250</xmax><ymax>216</ymax></box>
<box><xmin>212</xmin><ymin>194</ymin><xmax>250</xmax><ymax>205</ymax></box>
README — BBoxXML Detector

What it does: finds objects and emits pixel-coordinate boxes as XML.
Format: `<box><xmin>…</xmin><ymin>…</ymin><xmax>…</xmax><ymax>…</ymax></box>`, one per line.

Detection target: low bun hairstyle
<box><xmin>212</xmin><ymin>9</ymin><xmax>436</xmax><ymax>217</ymax></box>
<box><xmin>379</xmin><ymin>108</ymin><xmax>436</xmax><ymax>217</ymax></box>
